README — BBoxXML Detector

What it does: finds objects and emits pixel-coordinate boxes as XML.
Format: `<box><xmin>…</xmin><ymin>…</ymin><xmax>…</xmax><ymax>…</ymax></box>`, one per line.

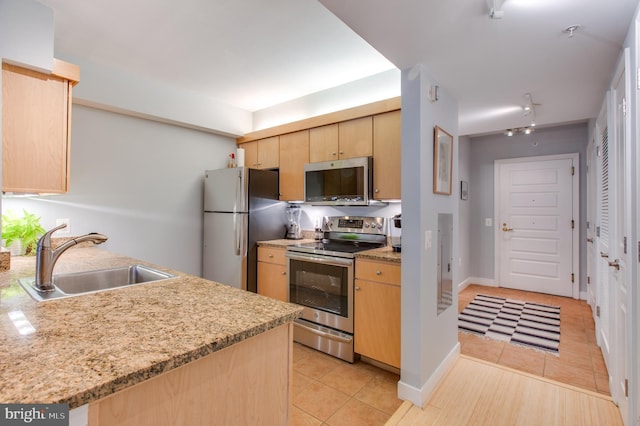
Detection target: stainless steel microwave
<box><xmin>304</xmin><ymin>157</ymin><xmax>372</xmax><ymax>206</ymax></box>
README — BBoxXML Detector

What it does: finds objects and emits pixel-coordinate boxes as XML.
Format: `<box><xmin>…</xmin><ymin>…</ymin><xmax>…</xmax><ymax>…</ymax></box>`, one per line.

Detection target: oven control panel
<box><xmin>324</xmin><ymin>216</ymin><xmax>387</xmax><ymax>234</ymax></box>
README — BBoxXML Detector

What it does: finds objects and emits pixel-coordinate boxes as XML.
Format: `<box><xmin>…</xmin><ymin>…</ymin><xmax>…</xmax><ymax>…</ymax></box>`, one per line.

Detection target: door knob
<box><xmin>608</xmin><ymin>259</ymin><xmax>620</xmax><ymax>270</ymax></box>
<box><xmin>502</xmin><ymin>223</ymin><xmax>513</xmax><ymax>232</ymax></box>
<box><xmin>587</xmin><ymin>238</ymin><xmax>594</xmax><ymax>243</ymax></box>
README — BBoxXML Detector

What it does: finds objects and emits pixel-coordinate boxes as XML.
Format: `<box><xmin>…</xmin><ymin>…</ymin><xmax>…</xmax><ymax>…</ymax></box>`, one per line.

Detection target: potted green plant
<box><xmin>1</xmin><ymin>209</ymin><xmax>46</xmax><ymax>256</ymax></box>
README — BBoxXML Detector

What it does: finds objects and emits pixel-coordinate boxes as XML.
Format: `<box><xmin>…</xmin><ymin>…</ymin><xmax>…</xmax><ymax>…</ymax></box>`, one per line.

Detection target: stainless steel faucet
<box><xmin>34</xmin><ymin>224</ymin><xmax>108</xmax><ymax>292</ymax></box>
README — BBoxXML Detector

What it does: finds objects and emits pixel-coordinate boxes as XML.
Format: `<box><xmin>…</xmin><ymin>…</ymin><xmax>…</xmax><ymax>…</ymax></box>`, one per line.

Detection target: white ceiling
<box><xmin>38</xmin><ymin>0</ymin><xmax>638</xmax><ymax>136</ymax></box>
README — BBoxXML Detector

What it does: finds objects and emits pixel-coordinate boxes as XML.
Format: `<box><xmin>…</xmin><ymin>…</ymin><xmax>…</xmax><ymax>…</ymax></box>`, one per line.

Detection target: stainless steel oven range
<box><xmin>286</xmin><ymin>216</ymin><xmax>387</xmax><ymax>362</ymax></box>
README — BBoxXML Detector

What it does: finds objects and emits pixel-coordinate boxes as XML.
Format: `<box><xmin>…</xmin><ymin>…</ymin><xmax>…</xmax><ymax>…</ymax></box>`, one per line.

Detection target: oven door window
<box><xmin>289</xmin><ymin>258</ymin><xmax>349</xmax><ymax>318</ymax></box>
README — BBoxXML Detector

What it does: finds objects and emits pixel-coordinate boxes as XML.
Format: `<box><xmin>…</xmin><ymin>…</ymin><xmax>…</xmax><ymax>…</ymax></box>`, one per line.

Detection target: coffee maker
<box><xmin>391</xmin><ymin>214</ymin><xmax>401</xmax><ymax>252</ymax></box>
<box><xmin>285</xmin><ymin>205</ymin><xmax>302</xmax><ymax>239</ymax></box>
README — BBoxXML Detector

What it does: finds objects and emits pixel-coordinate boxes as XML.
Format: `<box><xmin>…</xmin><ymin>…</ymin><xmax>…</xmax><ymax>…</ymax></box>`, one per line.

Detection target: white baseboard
<box><xmin>468</xmin><ymin>277</ymin><xmax>497</xmax><ymax>287</ymax></box>
<box><xmin>397</xmin><ymin>342</ymin><xmax>460</xmax><ymax>407</ymax></box>
<box><xmin>579</xmin><ymin>290</ymin><xmax>587</xmax><ymax>301</ymax></box>
<box><xmin>457</xmin><ymin>277</ymin><xmax>472</xmax><ymax>292</ymax></box>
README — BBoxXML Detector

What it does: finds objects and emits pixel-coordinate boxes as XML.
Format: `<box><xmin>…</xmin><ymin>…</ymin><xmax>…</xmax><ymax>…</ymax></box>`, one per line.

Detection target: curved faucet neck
<box><xmin>34</xmin><ymin>225</ymin><xmax>108</xmax><ymax>292</ymax></box>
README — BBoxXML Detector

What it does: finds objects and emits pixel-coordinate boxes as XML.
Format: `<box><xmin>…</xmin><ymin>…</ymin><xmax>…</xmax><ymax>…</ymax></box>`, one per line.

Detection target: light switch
<box><xmin>485</xmin><ymin>218</ymin><xmax>492</xmax><ymax>227</ymax></box>
<box><xmin>425</xmin><ymin>230</ymin><xmax>432</xmax><ymax>249</ymax></box>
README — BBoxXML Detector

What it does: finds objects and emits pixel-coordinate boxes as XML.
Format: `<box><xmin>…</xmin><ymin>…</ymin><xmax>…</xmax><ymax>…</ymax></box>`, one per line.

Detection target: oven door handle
<box><xmin>294</xmin><ymin>320</ymin><xmax>353</xmax><ymax>344</ymax></box>
<box><xmin>286</xmin><ymin>252</ymin><xmax>354</xmax><ymax>267</ymax></box>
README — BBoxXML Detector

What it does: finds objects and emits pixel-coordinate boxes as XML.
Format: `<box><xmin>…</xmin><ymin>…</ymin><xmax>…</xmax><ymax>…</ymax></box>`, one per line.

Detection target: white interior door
<box><xmin>596</xmin><ymin>115</ymin><xmax>613</xmax><ymax>371</ymax></box>
<box><xmin>586</xmin><ymin>139</ymin><xmax>597</xmax><ymax>309</ymax></box>
<box><xmin>496</xmin><ymin>155</ymin><xmax>577</xmax><ymax>297</ymax></box>
<box><xmin>609</xmin><ymin>54</ymin><xmax>629</xmax><ymax>420</ymax></box>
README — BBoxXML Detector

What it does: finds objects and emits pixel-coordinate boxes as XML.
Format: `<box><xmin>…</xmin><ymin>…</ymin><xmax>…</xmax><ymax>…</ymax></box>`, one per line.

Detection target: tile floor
<box><xmin>290</xmin><ymin>343</ymin><xmax>403</xmax><ymax>425</ymax></box>
<box><xmin>459</xmin><ymin>284</ymin><xmax>610</xmax><ymax>395</ymax></box>
<box><xmin>290</xmin><ymin>284</ymin><xmax>610</xmax><ymax>424</ymax></box>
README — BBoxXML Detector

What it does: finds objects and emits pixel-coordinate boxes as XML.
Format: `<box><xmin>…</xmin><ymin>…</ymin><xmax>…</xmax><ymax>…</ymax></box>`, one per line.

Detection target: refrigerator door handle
<box><xmin>234</xmin><ymin>214</ymin><xmax>241</xmax><ymax>255</ymax></box>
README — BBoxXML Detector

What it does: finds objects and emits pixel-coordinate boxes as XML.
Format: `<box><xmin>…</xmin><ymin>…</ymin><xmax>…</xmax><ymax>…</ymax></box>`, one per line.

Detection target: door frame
<box><xmin>494</xmin><ymin>153</ymin><xmax>580</xmax><ymax>299</ymax></box>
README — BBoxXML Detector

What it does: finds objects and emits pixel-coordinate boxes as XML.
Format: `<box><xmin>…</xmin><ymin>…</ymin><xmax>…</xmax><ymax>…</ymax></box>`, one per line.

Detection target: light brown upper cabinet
<box><xmin>243</xmin><ymin>136</ymin><xmax>279</xmax><ymax>169</ymax></box>
<box><xmin>309</xmin><ymin>123</ymin><xmax>339</xmax><ymax>162</ymax></box>
<box><xmin>279</xmin><ymin>130</ymin><xmax>309</xmax><ymax>201</ymax></box>
<box><xmin>372</xmin><ymin>110</ymin><xmax>401</xmax><ymax>200</ymax></box>
<box><xmin>2</xmin><ymin>60</ymin><xmax>79</xmax><ymax>193</ymax></box>
<box><xmin>309</xmin><ymin>117</ymin><xmax>373</xmax><ymax>163</ymax></box>
<box><xmin>337</xmin><ymin>116</ymin><xmax>373</xmax><ymax>160</ymax></box>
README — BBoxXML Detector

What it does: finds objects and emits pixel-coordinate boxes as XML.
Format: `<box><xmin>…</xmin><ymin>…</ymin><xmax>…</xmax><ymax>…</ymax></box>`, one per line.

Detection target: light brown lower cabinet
<box><xmin>257</xmin><ymin>246</ymin><xmax>288</xmax><ymax>302</ymax></box>
<box><xmin>355</xmin><ymin>259</ymin><xmax>401</xmax><ymax>369</ymax></box>
<box><xmin>88</xmin><ymin>323</ymin><xmax>293</xmax><ymax>425</ymax></box>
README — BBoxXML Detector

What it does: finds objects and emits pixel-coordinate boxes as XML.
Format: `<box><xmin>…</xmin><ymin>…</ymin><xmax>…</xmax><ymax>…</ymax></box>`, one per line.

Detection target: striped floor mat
<box><xmin>458</xmin><ymin>294</ymin><xmax>560</xmax><ymax>354</ymax></box>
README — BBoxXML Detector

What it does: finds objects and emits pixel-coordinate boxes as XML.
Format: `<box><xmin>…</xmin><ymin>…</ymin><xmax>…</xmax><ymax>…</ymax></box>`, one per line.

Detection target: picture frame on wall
<box><xmin>433</xmin><ymin>126</ymin><xmax>453</xmax><ymax>195</ymax></box>
<box><xmin>460</xmin><ymin>180</ymin><xmax>469</xmax><ymax>200</ymax></box>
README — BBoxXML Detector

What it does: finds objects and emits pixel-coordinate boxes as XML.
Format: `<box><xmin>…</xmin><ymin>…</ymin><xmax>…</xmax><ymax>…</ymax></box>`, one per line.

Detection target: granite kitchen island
<box><xmin>0</xmin><ymin>246</ymin><xmax>302</xmax><ymax>425</ymax></box>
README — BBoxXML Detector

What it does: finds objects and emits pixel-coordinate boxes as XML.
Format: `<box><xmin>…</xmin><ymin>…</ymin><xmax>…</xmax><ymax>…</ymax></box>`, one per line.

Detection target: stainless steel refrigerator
<box><xmin>203</xmin><ymin>167</ymin><xmax>286</xmax><ymax>292</ymax></box>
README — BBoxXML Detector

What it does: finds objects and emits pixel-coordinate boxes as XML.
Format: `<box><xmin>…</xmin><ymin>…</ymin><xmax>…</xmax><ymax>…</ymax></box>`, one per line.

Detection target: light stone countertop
<box><xmin>0</xmin><ymin>247</ymin><xmax>302</xmax><ymax>408</ymax></box>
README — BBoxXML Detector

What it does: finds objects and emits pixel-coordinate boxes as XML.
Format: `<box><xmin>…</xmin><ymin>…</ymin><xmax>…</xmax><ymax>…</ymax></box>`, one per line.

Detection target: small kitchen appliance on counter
<box><xmin>392</xmin><ymin>214</ymin><xmax>401</xmax><ymax>252</ymax></box>
<box><xmin>284</xmin><ymin>204</ymin><xmax>303</xmax><ymax>239</ymax></box>
<box><xmin>286</xmin><ymin>216</ymin><xmax>387</xmax><ymax>362</ymax></box>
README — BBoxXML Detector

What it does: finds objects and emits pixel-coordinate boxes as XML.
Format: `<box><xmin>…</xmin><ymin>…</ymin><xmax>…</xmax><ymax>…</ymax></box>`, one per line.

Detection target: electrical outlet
<box><xmin>485</xmin><ymin>218</ymin><xmax>492</xmax><ymax>227</ymax></box>
<box><xmin>55</xmin><ymin>218</ymin><xmax>70</xmax><ymax>235</ymax></box>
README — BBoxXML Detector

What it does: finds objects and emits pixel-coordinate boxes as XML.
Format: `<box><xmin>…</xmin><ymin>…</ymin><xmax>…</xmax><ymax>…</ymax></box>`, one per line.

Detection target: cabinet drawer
<box><xmin>258</xmin><ymin>247</ymin><xmax>287</xmax><ymax>265</ymax></box>
<box><xmin>355</xmin><ymin>259</ymin><xmax>401</xmax><ymax>286</ymax></box>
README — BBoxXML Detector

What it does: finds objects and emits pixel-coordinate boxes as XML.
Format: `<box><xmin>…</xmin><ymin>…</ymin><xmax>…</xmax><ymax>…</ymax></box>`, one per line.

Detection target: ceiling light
<box><xmin>563</xmin><ymin>25</ymin><xmax>581</xmax><ymax>38</ymax></box>
<box><xmin>504</xmin><ymin>127</ymin><xmax>534</xmax><ymax>137</ymax></box>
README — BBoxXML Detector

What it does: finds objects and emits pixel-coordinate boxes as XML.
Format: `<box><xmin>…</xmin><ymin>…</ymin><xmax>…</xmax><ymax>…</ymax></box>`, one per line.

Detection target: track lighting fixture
<box><xmin>505</xmin><ymin>127</ymin><xmax>534</xmax><ymax>137</ymax></box>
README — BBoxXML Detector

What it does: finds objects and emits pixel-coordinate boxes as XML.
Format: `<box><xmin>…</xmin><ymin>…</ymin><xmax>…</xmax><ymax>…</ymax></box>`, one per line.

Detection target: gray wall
<box><xmin>468</xmin><ymin>123</ymin><xmax>588</xmax><ymax>293</ymax></box>
<box><xmin>399</xmin><ymin>65</ymin><xmax>459</xmax><ymax>405</ymax></box>
<box><xmin>458</xmin><ymin>135</ymin><xmax>471</xmax><ymax>285</ymax></box>
<box><xmin>4</xmin><ymin>105</ymin><xmax>236</xmax><ymax>275</ymax></box>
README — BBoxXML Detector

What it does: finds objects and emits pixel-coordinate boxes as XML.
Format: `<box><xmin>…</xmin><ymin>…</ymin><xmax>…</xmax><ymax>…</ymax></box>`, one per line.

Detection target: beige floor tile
<box><xmin>326</xmin><ymin>398</ymin><xmax>390</xmax><ymax>426</ymax></box>
<box><xmin>294</xmin><ymin>348</ymin><xmax>344</xmax><ymax>380</ymax></box>
<box><xmin>595</xmin><ymin>371</ymin><xmax>611</xmax><ymax>395</ymax></box>
<box><xmin>460</xmin><ymin>333</ymin><xmax>505</xmax><ymax>363</ymax></box>
<box><xmin>293</xmin><ymin>380</ymin><xmax>350</xmax><ymax>421</ymax></box>
<box><xmin>320</xmin><ymin>362</ymin><xmax>375</xmax><ymax>396</ymax></box>
<box><xmin>544</xmin><ymin>356</ymin><xmax>597</xmax><ymax>392</ymax></box>
<box><xmin>289</xmin><ymin>405</ymin><xmax>323</xmax><ymax>426</ymax></box>
<box><xmin>292</xmin><ymin>370</ymin><xmax>315</xmax><ymax>397</ymax></box>
<box><xmin>354</xmin><ymin>370</ymin><xmax>403</xmax><ymax>415</ymax></box>
<box><xmin>497</xmin><ymin>344</ymin><xmax>545</xmax><ymax>376</ymax></box>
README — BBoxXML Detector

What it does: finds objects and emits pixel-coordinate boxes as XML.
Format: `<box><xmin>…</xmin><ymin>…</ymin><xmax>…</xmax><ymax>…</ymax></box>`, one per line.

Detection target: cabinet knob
<box><xmin>376</xmin><ymin>270</ymin><xmax>382</xmax><ymax>275</ymax></box>
<box><xmin>339</xmin><ymin>151</ymin><xmax>344</xmax><ymax>155</ymax></box>
<box><xmin>374</xmin><ymin>188</ymin><xmax>379</xmax><ymax>193</ymax></box>
<box><xmin>355</xmin><ymin>286</ymin><xmax>361</xmax><ymax>291</ymax></box>
<box><xmin>332</xmin><ymin>152</ymin><xmax>337</xmax><ymax>156</ymax></box>
<box><xmin>281</xmin><ymin>271</ymin><xmax>286</xmax><ymax>275</ymax></box>
<box><xmin>268</xmin><ymin>254</ymin><xmax>274</xmax><ymax>258</ymax></box>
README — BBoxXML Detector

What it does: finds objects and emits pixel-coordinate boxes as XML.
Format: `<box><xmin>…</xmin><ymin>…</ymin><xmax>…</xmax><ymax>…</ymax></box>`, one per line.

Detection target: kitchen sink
<box><xmin>18</xmin><ymin>264</ymin><xmax>176</xmax><ymax>302</ymax></box>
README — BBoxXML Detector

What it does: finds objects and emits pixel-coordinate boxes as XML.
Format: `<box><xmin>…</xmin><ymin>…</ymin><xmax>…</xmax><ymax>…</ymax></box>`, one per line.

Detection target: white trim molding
<box><xmin>397</xmin><ymin>343</ymin><xmax>460</xmax><ymax>407</ymax></box>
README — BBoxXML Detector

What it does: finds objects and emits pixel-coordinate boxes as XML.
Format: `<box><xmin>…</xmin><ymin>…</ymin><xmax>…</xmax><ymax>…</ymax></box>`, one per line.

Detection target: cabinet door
<box><xmin>373</xmin><ymin>110</ymin><xmax>401</xmax><ymax>200</ymax></box>
<box><xmin>257</xmin><ymin>262</ymin><xmax>288</xmax><ymax>302</ymax></box>
<box><xmin>2</xmin><ymin>63</ymin><xmax>70</xmax><ymax>193</ymax></box>
<box><xmin>258</xmin><ymin>136</ymin><xmax>279</xmax><ymax>169</ymax></box>
<box><xmin>279</xmin><ymin>130</ymin><xmax>309</xmax><ymax>201</ymax></box>
<box><xmin>338</xmin><ymin>116</ymin><xmax>372</xmax><ymax>159</ymax></box>
<box><xmin>309</xmin><ymin>124</ymin><xmax>339</xmax><ymax>162</ymax></box>
<box><xmin>354</xmin><ymin>279</ymin><xmax>401</xmax><ymax>368</ymax></box>
<box><xmin>242</xmin><ymin>141</ymin><xmax>259</xmax><ymax>169</ymax></box>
